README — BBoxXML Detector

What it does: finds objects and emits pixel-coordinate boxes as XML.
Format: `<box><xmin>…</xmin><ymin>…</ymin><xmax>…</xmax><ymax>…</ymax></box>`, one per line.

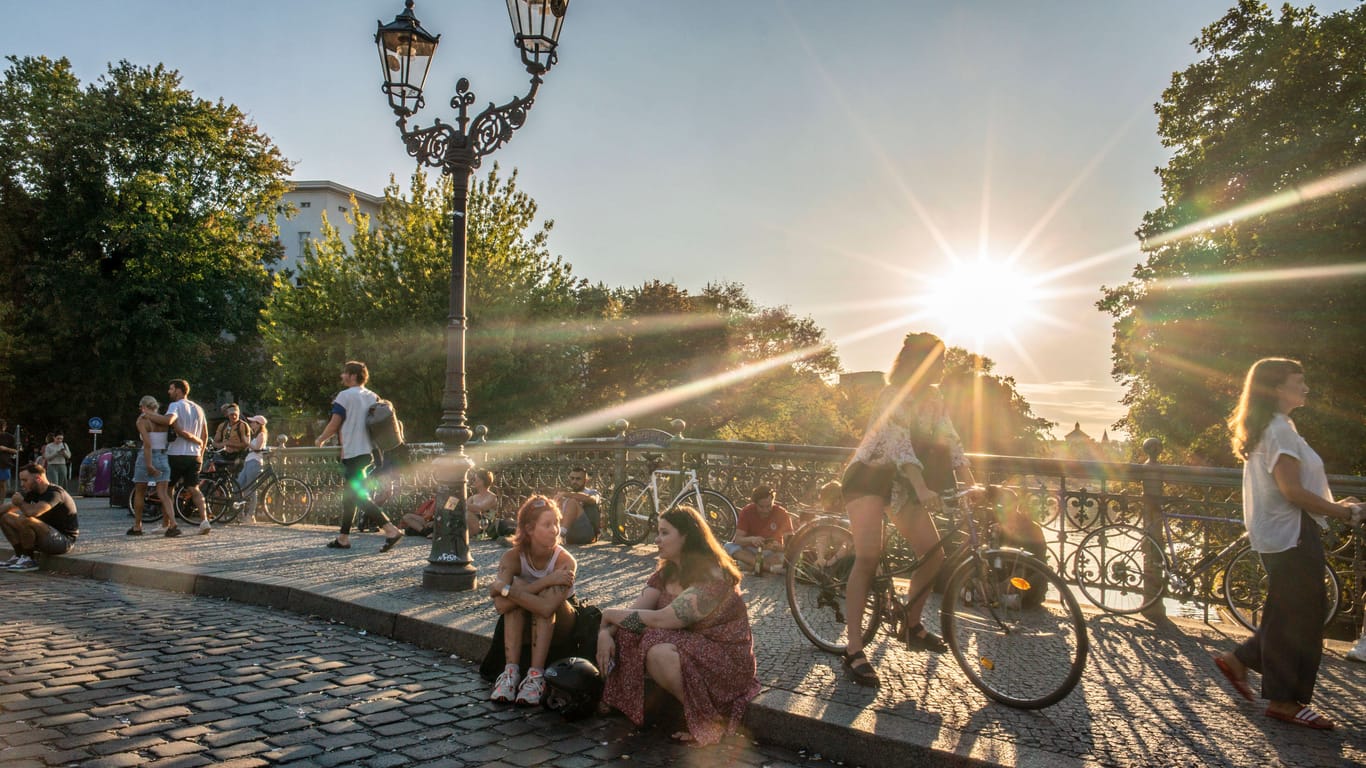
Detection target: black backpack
<box><xmin>366</xmin><ymin>398</ymin><xmax>405</xmax><ymax>452</ymax></box>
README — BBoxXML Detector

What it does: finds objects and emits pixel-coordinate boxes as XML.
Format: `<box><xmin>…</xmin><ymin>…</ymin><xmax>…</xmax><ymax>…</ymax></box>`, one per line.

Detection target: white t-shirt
<box><xmin>332</xmin><ymin>385</ymin><xmax>378</xmax><ymax>460</ymax></box>
<box><xmin>166</xmin><ymin>398</ymin><xmax>206</xmax><ymax>458</ymax></box>
<box><xmin>1242</xmin><ymin>413</ymin><xmax>1331</xmax><ymax>554</ymax></box>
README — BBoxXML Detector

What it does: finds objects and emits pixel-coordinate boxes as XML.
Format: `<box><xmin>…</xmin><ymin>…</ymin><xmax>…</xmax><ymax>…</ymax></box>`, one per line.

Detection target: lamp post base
<box><xmin>423</xmin><ymin>562</ymin><xmax>477</xmax><ymax>591</ymax></box>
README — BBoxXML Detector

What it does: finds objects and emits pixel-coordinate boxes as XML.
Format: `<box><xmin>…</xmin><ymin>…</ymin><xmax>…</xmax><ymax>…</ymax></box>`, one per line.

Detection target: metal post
<box><xmin>1140</xmin><ymin>437</ymin><xmax>1166</xmax><ymax>620</ymax></box>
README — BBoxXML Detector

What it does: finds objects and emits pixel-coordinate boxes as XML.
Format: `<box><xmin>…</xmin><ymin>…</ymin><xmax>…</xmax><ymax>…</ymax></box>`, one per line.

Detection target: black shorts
<box><xmin>841</xmin><ymin>461</ymin><xmax>895</xmax><ymax>504</ymax></box>
<box><xmin>168</xmin><ymin>455</ymin><xmax>201</xmax><ymax>487</ymax></box>
<box><xmin>34</xmin><ymin>523</ymin><xmax>75</xmax><ymax>555</ymax></box>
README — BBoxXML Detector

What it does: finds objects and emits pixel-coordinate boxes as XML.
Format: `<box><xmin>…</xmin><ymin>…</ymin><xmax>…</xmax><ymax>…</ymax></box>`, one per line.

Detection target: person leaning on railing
<box><xmin>1212</xmin><ymin>357</ymin><xmax>1366</xmax><ymax>731</ymax></box>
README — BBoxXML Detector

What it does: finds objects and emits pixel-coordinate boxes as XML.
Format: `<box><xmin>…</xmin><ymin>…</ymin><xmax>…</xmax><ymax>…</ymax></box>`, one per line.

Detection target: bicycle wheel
<box><xmin>204</xmin><ymin>477</ymin><xmax>240</xmax><ymax>523</ymax></box>
<box><xmin>674</xmin><ymin>489</ymin><xmax>736</xmax><ymax>543</ymax></box>
<box><xmin>261</xmin><ymin>476</ymin><xmax>314</xmax><ymax>526</ymax></box>
<box><xmin>942</xmin><ymin>550</ymin><xmax>1088</xmax><ymax>709</ymax></box>
<box><xmin>1073</xmin><ymin>524</ymin><xmax>1169</xmax><ymax>614</ymax></box>
<box><xmin>173</xmin><ymin>479</ymin><xmax>204</xmax><ymax>524</ymax></box>
<box><xmin>1222</xmin><ymin>545</ymin><xmax>1340</xmax><ymax>632</ymax></box>
<box><xmin>785</xmin><ymin>522</ymin><xmax>881</xmax><ymax>654</ymax></box>
<box><xmin>610</xmin><ymin>480</ymin><xmax>654</xmax><ymax>545</ymax></box>
<box><xmin>136</xmin><ymin>485</ymin><xmax>164</xmax><ymax>522</ymax></box>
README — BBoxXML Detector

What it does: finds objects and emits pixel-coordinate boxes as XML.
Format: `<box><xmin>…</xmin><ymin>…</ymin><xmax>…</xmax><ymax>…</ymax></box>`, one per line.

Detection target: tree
<box><xmin>0</xmin><ymin>56</ymin><xmax>291</xmax><ymax>444</ymax></box>
<box><xmin>940</xmin><ymin>349</ymin><xmax>1056</xmax><ymax>458</ymax></box>
<box><xmin>1099</xmin><ymin>2</ymin><xmax>1366</xmax><ymax>471</ymax></box>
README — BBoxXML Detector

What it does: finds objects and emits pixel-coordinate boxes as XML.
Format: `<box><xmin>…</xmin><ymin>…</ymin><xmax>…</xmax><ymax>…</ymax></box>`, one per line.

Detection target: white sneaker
<box><xmin>491</xmin><ymin>666</ymin><xmax>520</xmax><ymax>703</ymax></box>
<box><xmin>1346</xmin><ymin>635</ymin><xmax>1366</xmax><ymax>663</ymax></box>
<box><xmin>0</xmin><ymin>554</ymin><xmax>20</xmax><ymax>568</ymax></box>
<box><xmin>198</xmin><ymin>520</ymin><xmax>212</xmax><ymax>535</ymax></box>
<box><xmin>8</xmin><ymin>555</ymin><xmax>38</xmax><ymax>572</ymax></box>
<box><xmin>515</xmin><ymin>668</ymin><xmax>546</xmax><ymax>706</ymax></box>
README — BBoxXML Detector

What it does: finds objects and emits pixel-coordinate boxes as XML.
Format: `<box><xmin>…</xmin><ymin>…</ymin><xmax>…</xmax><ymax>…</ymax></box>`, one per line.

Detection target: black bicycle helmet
<box><xmin>542</xmin><ymin>657</ymin><xmax>604</xmax><ymax>720</ymax></box>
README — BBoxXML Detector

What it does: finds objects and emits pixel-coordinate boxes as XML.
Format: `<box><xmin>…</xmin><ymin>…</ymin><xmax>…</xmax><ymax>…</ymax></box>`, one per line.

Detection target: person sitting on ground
<box><xmin>0</xmin><ymin>463</ymin><xmax>79</xmax><ymax>572</ymax></box>
<box><xmin>723</xmin><ymin>486</ymin><xmax>793</xmax><ymax>576</ymax></box>
<box><xmin>235</xmin><ymin>415</ymin><xmax>268</xmax><ymax>523</ymax></box>
<box><xmin>555</xmin><ymin>466</ymin><xmax>602</xmax><ymax>545</ymax></box>
<box><xmin>598</xmin><ymin>505</ymin><xmax>761</xmax><ymax>746</ymax></box>
<box><xmin>399</xmin><ymin>497</ymin><xmax>437</xmax><ymax>538</ymax></box>
<box><xmin>465</xmin><ymin>469</ymin><xmax>504</xmax><ymax>539</ymax></box>
<box><xmin>128</xmin><ymin>396</ymin><xmax>176</xmax><ymax>536</ymax></box>
<box><xmin>483</xmin><ymin>495</ymin><xmax>581</xmax><ymax>706</ymax></box>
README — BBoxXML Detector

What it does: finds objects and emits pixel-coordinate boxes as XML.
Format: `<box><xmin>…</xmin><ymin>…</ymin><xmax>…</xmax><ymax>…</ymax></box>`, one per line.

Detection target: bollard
<box><xmin>1140</xmin><ymin>437</ymin><xmax>1166</xmax><ymax>621</ymax></box>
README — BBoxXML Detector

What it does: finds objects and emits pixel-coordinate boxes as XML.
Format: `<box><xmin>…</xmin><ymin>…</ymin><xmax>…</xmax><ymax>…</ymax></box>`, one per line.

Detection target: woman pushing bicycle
<box><xmin>839</xmin><ymin>331</ymin><xmax>982</xmax><ymax>687</ymax></box>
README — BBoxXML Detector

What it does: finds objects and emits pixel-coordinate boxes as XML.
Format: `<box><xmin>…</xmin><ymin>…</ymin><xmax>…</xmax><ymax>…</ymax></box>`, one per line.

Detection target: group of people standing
<box><xmin>0</xmin><ymin>421</ymin><xmax>74</xmax><ymax>497</ymax></box>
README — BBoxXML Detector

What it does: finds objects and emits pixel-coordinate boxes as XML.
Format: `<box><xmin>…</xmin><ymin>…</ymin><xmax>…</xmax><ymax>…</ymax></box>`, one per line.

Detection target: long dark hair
<box><xmin>1228</xmin><ymin>357</ymin><xmax>1303</xmax><ymax>460</ymax></box>
<box><xmin>887</xmin><ymin>332</ymin><xmax>946</xmax><ymax>393</ymax></box>
<box><xmin>657</xmin><ymin>505</ymin><xmax>741</xmax><ymax>588</ymax></box>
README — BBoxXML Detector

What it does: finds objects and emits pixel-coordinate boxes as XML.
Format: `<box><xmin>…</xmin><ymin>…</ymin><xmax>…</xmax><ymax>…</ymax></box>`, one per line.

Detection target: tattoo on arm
<box><xmin>670</xmin><ymin>584</ymin><xmax>725</xmax><ymax>627</ymax></box>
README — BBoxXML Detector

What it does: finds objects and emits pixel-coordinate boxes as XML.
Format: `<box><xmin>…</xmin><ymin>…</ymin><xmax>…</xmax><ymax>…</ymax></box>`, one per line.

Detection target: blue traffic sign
<box><xmin>88</xmin><ymin>417</ymin><xmax>104</xmax><ymax>430</ymax></box>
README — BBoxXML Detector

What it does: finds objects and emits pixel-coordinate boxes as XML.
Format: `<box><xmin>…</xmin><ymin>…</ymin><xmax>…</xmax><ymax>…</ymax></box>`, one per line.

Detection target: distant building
<box><xmin>1054</xmin><ymin>422</ymin><xmax>1127</xmax><ymax>461</ymax></box>
<box><xmin>274</xmin><ymin>180</ymin><xmax>383</xmax><ymax>274</ymax></box>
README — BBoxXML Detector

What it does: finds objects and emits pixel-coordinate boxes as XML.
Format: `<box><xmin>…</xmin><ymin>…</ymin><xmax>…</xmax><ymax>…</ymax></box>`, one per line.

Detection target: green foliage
<box><xmin>940</xmin><ymin>348</ymin><xmax>1056</xmax><ymax>457</ymax></box>
<box><xmin>1100</xmin><ymin>1</ymin><xmax>1366</xmax><ymax>471</ymax></box>
<box><xmin>0</xmin><ymin>56</ymin><xmax>291</xmax><ymax>442</ymax></box>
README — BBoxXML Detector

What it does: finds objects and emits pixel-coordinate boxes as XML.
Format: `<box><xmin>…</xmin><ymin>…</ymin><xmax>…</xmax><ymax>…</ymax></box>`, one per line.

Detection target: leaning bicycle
<box><xmin>176</xmin><ymin>448</ymin><xmax>315</xmax><ymax>526</ymax></box>
<box><xmin>610</xmin><ymin>453</ymin><xmax>737</xmax><ymax>545</ymax></box>
<box><xmin>785</xmin><ymin>485</ymin><xmax>1088</xmax><ymax>710</ymax></box>
<box><xmin>1072</xmin><ymin>520</ymin><xmax>1341</xmax><ymax>632</ymax></box>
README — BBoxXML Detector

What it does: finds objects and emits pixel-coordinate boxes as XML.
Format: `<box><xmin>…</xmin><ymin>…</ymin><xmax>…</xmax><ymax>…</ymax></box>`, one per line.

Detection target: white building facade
<box><xmin>274</xmin><ymin>180</ymin><xmax>383</xmax><ymax>274</ymax></box>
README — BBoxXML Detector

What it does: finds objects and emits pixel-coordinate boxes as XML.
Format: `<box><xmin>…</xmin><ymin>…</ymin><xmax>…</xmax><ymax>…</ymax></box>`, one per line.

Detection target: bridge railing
<box><xmin>266</xmin><ymin>430</ymin><xmax>1365</xmax><ymax>635</ymax></box>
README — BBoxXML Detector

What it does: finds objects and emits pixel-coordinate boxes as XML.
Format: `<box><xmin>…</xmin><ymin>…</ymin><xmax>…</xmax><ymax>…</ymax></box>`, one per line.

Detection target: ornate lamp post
<box><xmin>375</xmin><ymin>0</ymin><xmax>568</xmax><ymax>591</ymax></box>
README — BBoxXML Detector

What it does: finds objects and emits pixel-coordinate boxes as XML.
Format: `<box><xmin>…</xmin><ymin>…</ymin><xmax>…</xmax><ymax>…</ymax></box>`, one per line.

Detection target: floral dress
<box><xmin>853</xmin><ymin>384</ymin><xmax>968</xmax><ymax>506</ymax></box>
<box><xmin>601</xmin><ymin>570</ymin><xmax>760</xmax><ymax>745</ymax></box>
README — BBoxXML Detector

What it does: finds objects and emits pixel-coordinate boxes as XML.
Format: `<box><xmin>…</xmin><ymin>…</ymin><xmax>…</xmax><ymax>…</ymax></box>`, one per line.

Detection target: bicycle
<box><xmin>784</xmin><ymin>485</ymin><xmax>1088</xmax><ymax>710</ymax></box>
<box><xmin>175</xmin><ymin>448</ymin><xmax>315</xmax><ymax>526</ymax></box>
<box><xmin>1071</xmin><ymin>521</ymin><xmax>1342</xmax><ymax>632</ymax></box>
<box><xmin>609</xmin><ymin>454</ymin><xmax>737</xmax><ymax>545</ymax></box>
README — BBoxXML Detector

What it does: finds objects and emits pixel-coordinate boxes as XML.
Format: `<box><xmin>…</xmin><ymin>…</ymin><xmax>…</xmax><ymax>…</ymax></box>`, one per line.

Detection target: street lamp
<box><xmin>374</xmin><ymin>0</ymin><xmax>568</xmax><ymax>591</ymax></box>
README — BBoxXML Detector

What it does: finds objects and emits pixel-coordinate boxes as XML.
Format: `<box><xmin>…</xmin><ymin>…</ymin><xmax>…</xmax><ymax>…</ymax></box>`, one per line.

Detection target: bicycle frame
<box><xmin>635</xmin><ymin>467</ymin><xmax>703</xmax><ymax>521</ymax></box>
<box><xmin>1158</xmin><ymin>518</ymin><xmax>1250</xmax><ymax>594</ymax></box>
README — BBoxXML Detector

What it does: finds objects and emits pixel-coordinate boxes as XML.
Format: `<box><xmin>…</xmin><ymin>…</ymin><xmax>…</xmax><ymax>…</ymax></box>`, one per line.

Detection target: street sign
<box><xmin>88</xmin><ymin>417</ymin><xmax>104</xmax><ymax>431</ymax></box>
<box><xmin>89</xmin><ymin>429</ymin><xmax>103</xmax><ymax>435</ymax></box>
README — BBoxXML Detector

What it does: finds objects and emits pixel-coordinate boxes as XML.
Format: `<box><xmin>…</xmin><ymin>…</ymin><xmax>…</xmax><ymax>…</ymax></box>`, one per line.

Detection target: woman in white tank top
<box><xmin>485</xmin><ymin>495</ymin><xmax>580</xmax><ymax>706</ymax></box>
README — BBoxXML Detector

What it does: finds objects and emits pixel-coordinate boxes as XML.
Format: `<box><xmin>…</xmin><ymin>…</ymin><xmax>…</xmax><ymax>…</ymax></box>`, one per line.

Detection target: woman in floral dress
<box><xmin>597</xmin><ymin>505</ymin><xmax>760</xmax><ymax>746</ymax></box>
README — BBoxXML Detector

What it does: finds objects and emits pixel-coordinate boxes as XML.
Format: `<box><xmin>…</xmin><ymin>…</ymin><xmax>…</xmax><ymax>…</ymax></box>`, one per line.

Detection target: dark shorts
<box><xmin>34</xmin><ymin>523</ymin><xmax>75</xmax><ymax>555</ymax></box>
<box><xmin>841</xmin><ymin>461</ymin><xmax>894</xmax><ymax>504</ymax></box>
<box><xmin>168</xmin><ymin>455</ymin><xmax>200</xmax><ymax>487</ymax></box>
<box><xmin>564</xmin><ymin>511</ymin><xmax>597</xmax><ymax>545</ymax></box>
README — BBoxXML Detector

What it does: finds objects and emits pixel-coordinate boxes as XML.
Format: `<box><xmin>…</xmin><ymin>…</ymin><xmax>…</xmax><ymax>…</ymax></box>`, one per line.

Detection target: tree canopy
<box><xmin>0</xmin><ymin>56</ymin><xmax>291</xmax><ymax>442</ymax></box>
<box><xmin>1099</xmin><ymin>1</ymin><xmax>1366</xmax><ymax>471</ymax></box>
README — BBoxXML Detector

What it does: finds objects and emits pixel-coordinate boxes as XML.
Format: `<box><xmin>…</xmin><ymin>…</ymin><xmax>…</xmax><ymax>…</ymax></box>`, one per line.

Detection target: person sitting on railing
<box><xmin>1213</xmin><ymin>357</ymin><xmax>1365</xmax><ymax>731</ymax></box>
<box><xmin>838</xmin><ymin>331</ymin><xmax>981</xmax><ymax>687</ymax></box>
<box><xmin>482</xmin><ymin>495</ymin><xmax>583</xmax><ymax>706</ymax></box>
<box><xmin>723</xmin><ymin>486</ymin><xmax>792</xmax><ymax>576</ymax></box>
<box><xmin>597</xmin><ymin>504</ymin><xmax>760</xmax><ymax>746</ymax></box>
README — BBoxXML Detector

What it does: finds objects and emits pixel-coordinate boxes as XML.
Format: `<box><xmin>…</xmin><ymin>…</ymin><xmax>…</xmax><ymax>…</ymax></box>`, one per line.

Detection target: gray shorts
<box><xmin>564</xmin><ymin>512</ymin><xmax>597</xmax><ymax>545</ymax></box>
<box><xmin>34</xmin><ymin>523</ymin><xmax>75</xmax><ymax>555</ymax></box>
<box><xmin>132</xmin><ymin>450</ymin><xmax>172</xmax><ymax>484</ymax></box>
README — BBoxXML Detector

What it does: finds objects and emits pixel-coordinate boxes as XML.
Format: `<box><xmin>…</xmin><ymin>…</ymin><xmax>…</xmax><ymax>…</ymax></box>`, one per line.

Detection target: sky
<box><xmin>4</xmin><ymin>1</ymin><xmax>1357</xmax><ymax>441</ymax></box>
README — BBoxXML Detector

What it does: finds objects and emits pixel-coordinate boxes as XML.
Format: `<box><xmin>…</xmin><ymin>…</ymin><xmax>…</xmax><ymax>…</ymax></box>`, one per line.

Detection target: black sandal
<box><xmin>126</xmin><ymin>527</ymin><xmax>144</xmax><ymax>536</ymax></box>
<box><xmin>326</xmin><ymin>539</ymin><xmax>351</xmax><ymax>549</ymax></box>
<box><xmin>841</xmin><ymin>649</ymin><xmax>880</xmax><ymax>687</ymax></box>
<box><xmin>903</xmin><ymin>623</ymin><xmax>948</xmax><ymax>654</ymax></box>
<box><xmin>381</xmin><ymin>533</ymin><xmax>403</xmax><ymax>552</ymax></box>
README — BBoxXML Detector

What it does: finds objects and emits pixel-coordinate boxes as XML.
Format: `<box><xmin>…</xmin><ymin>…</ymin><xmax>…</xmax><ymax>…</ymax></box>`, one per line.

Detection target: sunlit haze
<box><xmin>5</xmin><ymin>0</ymin><xmax>1360</xmax><ymax>441</ymax></box>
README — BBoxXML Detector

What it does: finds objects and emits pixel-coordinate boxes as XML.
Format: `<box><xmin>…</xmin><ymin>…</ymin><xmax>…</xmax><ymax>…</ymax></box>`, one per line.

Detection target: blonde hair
<box><xmin>1228</xmin><ymin>357</ymin><xmax>1303</xmax><ymax>460</ymax></box>
<box><xmin>139</xmin><ymin>396</ymin><xmax>159</xmax><ymax>410</ymax></box>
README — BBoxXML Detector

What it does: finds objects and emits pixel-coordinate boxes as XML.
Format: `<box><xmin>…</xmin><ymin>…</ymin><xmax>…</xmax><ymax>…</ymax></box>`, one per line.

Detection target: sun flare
<box><xmin>917</xmin><ymin>257</ymin><xmax>1044</xmax><ymax>346</ymax></box>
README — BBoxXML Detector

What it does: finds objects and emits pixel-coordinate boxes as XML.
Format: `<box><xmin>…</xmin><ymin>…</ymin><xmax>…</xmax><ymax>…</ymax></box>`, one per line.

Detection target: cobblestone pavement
<box><xmin>0</xmin><ymin>573</ymin><xmax>839</xmax><ymax>767</ymax></box>
<box><xmin>4</xmin><ymin>498</ymin><xmax>1364</xmax><ymax>767</ymax></box>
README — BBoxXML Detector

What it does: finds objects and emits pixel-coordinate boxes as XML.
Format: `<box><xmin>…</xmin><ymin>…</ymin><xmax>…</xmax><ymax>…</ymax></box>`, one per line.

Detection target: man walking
<box><xmin>1</xmin><ymin>463</ymin><xmax>79</xmax><ymax>572</ymax></box>
<box><xmin>315</xmin><ymin>361</ymin><xmax>402</xmax><ymax>551</ymax></box>
<box><xmin>165</xmin><ymin>379</ymin><xmax>210</xmax><ymax>535</ymax></box>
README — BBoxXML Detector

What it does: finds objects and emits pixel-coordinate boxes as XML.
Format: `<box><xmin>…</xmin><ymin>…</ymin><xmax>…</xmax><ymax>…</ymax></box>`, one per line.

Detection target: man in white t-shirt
<box><xmin>314</xmin><ymin>361</ymin><xmax>402</xmax><ymax>551</ymax></box>
<box><xmin>162</xmin><ymin>379</ymin><xmax>210</xmax><ymax>536</ymax></box>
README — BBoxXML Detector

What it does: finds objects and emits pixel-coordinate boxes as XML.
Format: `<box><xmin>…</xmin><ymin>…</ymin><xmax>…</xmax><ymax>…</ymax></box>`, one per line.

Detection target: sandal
<box><xmin>381</xmin><ymin>533</ymin><xmax>404</xmax><ymax>552</ymax></box>
<box><xmin>1266</xmin><ymin>705</ymin><xmax>1334</xmax><ymax>730</ymax></box>
<box><xmin>841</xmin><ymin>649</ymin><xmax>880</xmax><ymax>687</ymax></box>
<box><xmin>1212</xmin><ymin>655</ymin><xmax>1254</xmax><ymax>702</ymax></box>
<box><xmin>126</xmin><ymin>527</ymin><xmax>144</xmax><ymax>536</ymax></box>
<box><xmin>326</xmin><ymin>539</ymin><xmax>351</xmax><ymax>549</ymax></box>
<box><xmin>903</xmin><ymin>623</ymin><xmax>948</xmax><ymax>654</ymax></box>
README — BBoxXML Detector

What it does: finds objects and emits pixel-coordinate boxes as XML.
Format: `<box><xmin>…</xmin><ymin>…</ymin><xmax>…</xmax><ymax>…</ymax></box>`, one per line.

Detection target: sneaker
<box><xmin>1347</xmin><ymin>635</ymin><xmax>1366</xmax><ymax>663</ymax></box>
<box><xmin>7</xmin><ymin>555</ymin><xmax>38</xmax><ymax>572</ymax></box>
<box><xmin>491</xmin><ymin>666</ymin><xmax>520</xmax><ymax>703</ymax></box>
<box><xmin>515</xmin><ymin>669</ymin><xmax>546</xmax><ymax>706</ymax></box>
<box><xmin>198</xmin><ymin>520</ymin><xmax>212</xmax><ymax>535</ymax></box>
<box><xmin>0</xmin><ymin>554</ymin><xmax>21</xmax><ymax>568</ymax></box>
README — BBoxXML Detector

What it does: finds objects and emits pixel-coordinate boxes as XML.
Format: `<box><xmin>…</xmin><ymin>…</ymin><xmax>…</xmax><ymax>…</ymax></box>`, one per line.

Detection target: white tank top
<box><xmin>145</xmin><ymin>425</ymin><xmax>168</xmax><ymax>451</ymax></box>
<box><xmin>519</xmin><ymin>545</ymin><xmax>574</xmax><ymax>598</ymax></box>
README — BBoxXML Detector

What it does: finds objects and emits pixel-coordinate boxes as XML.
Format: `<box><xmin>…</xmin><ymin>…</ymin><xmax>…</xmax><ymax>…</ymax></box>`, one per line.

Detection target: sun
<box><xmin>917</xmin><ymin>256</ymin><xmax>1044</xmax><ymax>346</ymax></box>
